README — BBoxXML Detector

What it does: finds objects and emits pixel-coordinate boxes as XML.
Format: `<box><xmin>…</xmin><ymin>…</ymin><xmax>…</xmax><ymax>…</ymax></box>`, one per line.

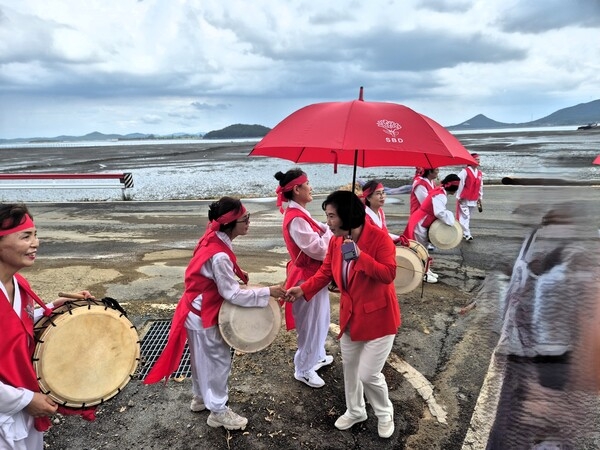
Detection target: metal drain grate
<box><xmin>138</xmin><ymin>320</ymin><xmax>191</xmax><ymax>380</ymax></box>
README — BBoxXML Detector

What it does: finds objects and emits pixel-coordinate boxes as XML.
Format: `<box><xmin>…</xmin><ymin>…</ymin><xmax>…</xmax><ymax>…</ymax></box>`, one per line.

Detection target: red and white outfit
<box><xmin>409</xmin><ymin>177</ymin><xmax>436</xmax><ymax>215</ymax></box>
<box><xmin>282</xmin><ymin>200</ymin><xmax>332</xmax><ymax>378</ymax></box>
<box><xmin>365</xmin><ymin>207</ymin><xmax>399</xmax><ymax>242</ymax></box>
<box><xmin>0</xmin><ymin>275</ymin><xmax>52</xmax><ymax>450</ymax></box>
<box><xmin>403</xmin><ymin>186</ymin><xmax>455</xmax><ymax>247</ymax></box>
<box><xmin>456</xmin><ymin>166</ymin><xmax>483</xmax><ymax>239</ymax></box>
<box><xmin>300</xmin><ymin>220</ymin><xmax>401</xmax><ymax>425</ymax></box>
<box><xmin>144</xmin><ymin>230</ymin><xmax>270</xmax><ymax>414</ymax></box>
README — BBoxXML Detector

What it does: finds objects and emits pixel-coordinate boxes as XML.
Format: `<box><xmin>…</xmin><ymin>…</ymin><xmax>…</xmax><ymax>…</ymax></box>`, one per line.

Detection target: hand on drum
<box><xmin>25</xmin><ymin>392</ymin><xmax>58</xmax><ymax>417</ymax></box>
<box><xmin>54</xmin><ymin>290</ymin><xmax>95</xmax><ymax>307</ymax></box>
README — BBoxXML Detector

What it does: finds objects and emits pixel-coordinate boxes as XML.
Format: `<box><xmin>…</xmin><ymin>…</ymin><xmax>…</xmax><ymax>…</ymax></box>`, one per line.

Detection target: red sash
<box><xmin>403</xmin><ymin>187</ymin><xmax>445</xmax><ymax>240</ymax></box>
<box><xmin>282</xmin><ymin>207</ymin><xmax>325</xmax><ymax>330</ymax></box>
<box><xmin>144</xmin><ymin>233</ymin><xmax>246</xmax><ymax>384</ymax></box>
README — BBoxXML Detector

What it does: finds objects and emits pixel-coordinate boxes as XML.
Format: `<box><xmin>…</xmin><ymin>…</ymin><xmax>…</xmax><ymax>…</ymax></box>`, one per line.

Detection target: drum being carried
<box><xmin>395</xmin><ymin>240</ymin><xmax>430</xmax><ymax>294</ymax></box>
<box><xmin>33</xmin><ymin>298</ymin><xmax>140</xmax><ymax>408</ymax></box>
<box><xmin>428</xmin><ymin>220</ymin><xmax>463</xmax><ymax>250</ymax></box>
<box><xmin>218</xmin><ymin>297</ymin><xmax>282</xmax><ymax>353</ymax></box>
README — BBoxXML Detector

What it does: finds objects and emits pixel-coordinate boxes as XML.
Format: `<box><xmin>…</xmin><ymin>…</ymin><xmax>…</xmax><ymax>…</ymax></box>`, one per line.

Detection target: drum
<box><xmin>33</xmin><ymin>298</ymin><xmax>140</xmax><ymax>408</ymax></box>
<box><xmin>219</xmin><ymin>297</ymin><xmax>282</xmax><ymax>353</ymax></box>
<box><xmin>395</xmin><ymin>241</ymin><xmax>429</xmax><ymax>294</ymax></box>
<box><xmin>428</xmin><ymin>220</ymin><xmax>463</xmax><ymax>250</ymax></box>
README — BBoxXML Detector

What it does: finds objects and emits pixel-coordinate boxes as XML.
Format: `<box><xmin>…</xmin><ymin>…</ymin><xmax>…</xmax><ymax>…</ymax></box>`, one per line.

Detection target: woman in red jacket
<box><xmin>285</xmin><ymin>190</ymin><xmax>401</xmax><ymax>439</ymax></box>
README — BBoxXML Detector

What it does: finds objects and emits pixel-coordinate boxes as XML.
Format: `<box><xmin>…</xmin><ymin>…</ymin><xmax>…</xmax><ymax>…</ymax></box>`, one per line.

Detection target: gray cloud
<box><xmin>496</xmin><ymin>0</ymin><xmax>600</xmax><ymax>33</ymax></box>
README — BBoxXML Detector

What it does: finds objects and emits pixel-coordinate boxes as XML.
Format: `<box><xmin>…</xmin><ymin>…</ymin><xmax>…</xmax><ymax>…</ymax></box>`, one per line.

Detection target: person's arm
<box><xmin>211</xmin><ymin>253</ymin><xmax>278</xmax><ymax>307</ymax></box>
<box><xmin>479</xmin><ymin>170</ymin><xmax>484</xmax><ymax>200</ymax></box>
<box><xmin>414</xmin><ymin>185</ymin><xmax>428</xmax><ymax>205</ymax></box>
<box><xmin>0</xmin><ymin>381</ymin><xmax>34</xmax><ymax>415</ymax></box>
<box><xmin>432</xmin><ymin>194</ymin><xmax>455</xmax><ymax>225</ymax></box>
<box><xmin>289</xmin><ymin>217</ymin><xmax>332</xmax><ymax>261</ymax></box>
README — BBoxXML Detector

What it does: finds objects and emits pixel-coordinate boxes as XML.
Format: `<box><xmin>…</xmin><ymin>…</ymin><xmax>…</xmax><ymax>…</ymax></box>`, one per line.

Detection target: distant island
<box><xmin>2</xmin><ymin>99</ymin><xmax>599</xmax><ymax>145</ymax></box>
<box><xmin>447</xmin><ymin>98</ymin><xmax>600</xmax><ymax>130</ymax></box>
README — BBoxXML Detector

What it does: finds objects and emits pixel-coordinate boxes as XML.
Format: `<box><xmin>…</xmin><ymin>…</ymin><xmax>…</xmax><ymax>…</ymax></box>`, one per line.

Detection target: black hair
<box><xmin>0</xmin><ymin>203</ymin><xmax>32</xmax><ymax>237</ymax></box>
<box><xmin>274</xmin><ymin>168</ymin><xmax>306</xmax><ymax>201</ymax></box>
<box><xmin>208</xmin><ymin>196</ymin><xmax>244</xmax><ymax>232</ymax></box>
<box><xmin>441</xmin><ymin>174</ymin><xmax>460</xmax><ymax>194</ymax></box>
<box><xmin>361</xmin><ymin>179</ymin><xmax>382</xmax><ymax>207</ymax></box>
<box><xmin>422</xmin><ymin>168</ymin><xmax>437</xmax><ymax>178</ymax></box>
<box><xmin>321</xmin><ymin>190</ymin><xmax>365</xmax><ymax>231</ymax></box>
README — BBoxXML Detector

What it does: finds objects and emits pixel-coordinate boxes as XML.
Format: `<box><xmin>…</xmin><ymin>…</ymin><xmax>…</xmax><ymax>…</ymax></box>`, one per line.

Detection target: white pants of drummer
<box><xmin>185</xmin><ymin>317</ymin><xmax>231</xmax><ymax>414</ymax></box>
<box><xmin>292</xmin><ymin>285</ymin><xmax>330</xmax><ymax>376</ymax></box>
<box><xmin>339</xmin><ymin>332</ymin><xmax>395</xmax><ymax>421</ymax></box>
<box><xmin>457</xmin><ymin>201</ymin><xmax>476</xmax><ymax>237</ymax></box>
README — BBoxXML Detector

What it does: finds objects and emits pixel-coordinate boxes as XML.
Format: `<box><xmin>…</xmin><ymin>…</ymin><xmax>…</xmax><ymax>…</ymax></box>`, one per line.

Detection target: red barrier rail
<box><xmin>0</xmin><ymin>172</ymin><xmax>134</xmax><ymax>200</ymax></box>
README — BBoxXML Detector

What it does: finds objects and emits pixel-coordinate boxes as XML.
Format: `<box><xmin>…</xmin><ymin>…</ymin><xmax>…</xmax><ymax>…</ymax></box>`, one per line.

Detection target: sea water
<box><xmin>0</xmin><ymin>130</ymin><xmax>598</xmax><ymax>202</ymax></box>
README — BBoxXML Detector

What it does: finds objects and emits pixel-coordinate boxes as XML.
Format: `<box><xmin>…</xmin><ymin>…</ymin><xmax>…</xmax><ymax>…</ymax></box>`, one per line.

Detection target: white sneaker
<box><xmin>294</xmin><ymin>369</ymin><xmax>325</xmax><ymax>388</ymax></box>
<box><xmin>334</xmin><ymin>412</ymin><xmax>368</xmax><ymax>430</ymax></box>
<box><xmin>427</xmin><ymin>269</ymin><xmax>439</xmax><ymax>278</ymax></box>
<box><xmin>424</xmin><ymin>272</ymin><xmax>438</xmax><ymax>284</ymax></box>
<box><xmin>378</xmin><ymin>416</ymin><xmax>395</xmax><ymax>438</ymax></box>
<box><xmin>190</xmin><ymin>396</ymin><xmax>206</xmax><ymax>412</ymax></box>
<box><xmin>427</xmin><ymin>244</ymin><xmax>436</xmax><ymax>252</ymax></box>
<box><xmin>206</xmin><ymin>407</ymin><xmax>248</xmax><ymax>430</ymax></box>
<box><xmin>313</xmin><ymin>355</ymin><xmax>333</xmax><ymax>371</ymax></box>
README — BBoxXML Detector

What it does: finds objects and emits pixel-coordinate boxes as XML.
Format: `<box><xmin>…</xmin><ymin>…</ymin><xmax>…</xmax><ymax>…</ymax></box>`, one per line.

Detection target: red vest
<box><xmin>282</xmin><ymin>207</ymin><xmax>325</xmax><ymax>330</ymax></box>
<box><xmin>409</xmin><ymin>178</ymin><xmax>435</xmax><ymax>214</ymax></box>
<box><xmin>461</xmin><ymin>168</ymin><xmax>482</xmax><ymax>201</ymax></box>
<box><xmin>0</xmin><ymin>275</ymin><xmax>53</xmax><ymax>431</ymax></box>
<box><xmin>365</xmin><ymin>207</ymin><xmax>388</xmax><ymax>233</ymax></box>
<box><xmin>144</xmin><ymin>232</ymin><xmax>246</xmax><ymax>384</ymax></box>
<box><xmin>403</xmin><ymin>186</ymin><xmax>445</xmax><ymax>240</ymax></box>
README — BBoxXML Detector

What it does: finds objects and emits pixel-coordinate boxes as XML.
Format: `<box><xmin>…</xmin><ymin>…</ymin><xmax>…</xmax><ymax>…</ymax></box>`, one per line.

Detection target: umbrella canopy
<box><xmin>250</xmin><ymin>87</ymin><xmax>476</xmax><ymax>188</ymax></box>
<box><xmin>594</xmin><ymin>155</ymin><xmax>600</xmax><ymax>165</ymax></box>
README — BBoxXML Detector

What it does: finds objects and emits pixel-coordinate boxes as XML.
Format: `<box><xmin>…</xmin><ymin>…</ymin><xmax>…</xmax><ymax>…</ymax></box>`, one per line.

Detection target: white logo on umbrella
<box><xmin>377</xmin><ymin>119</ymin><xmax>404</xmax><ymax>143</ymax></box>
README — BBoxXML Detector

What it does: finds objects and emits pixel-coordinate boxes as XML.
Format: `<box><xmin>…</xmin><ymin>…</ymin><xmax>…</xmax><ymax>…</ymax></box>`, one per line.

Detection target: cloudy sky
<box><xmin>1</xmin><ymin>0</ymin><xmax>599</xmax><ymax>139</ymax></box>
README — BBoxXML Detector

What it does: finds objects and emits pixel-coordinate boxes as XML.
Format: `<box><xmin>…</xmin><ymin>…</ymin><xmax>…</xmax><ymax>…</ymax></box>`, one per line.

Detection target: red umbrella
<box><xmin>250</xmin><ymin>87</ymin><xmax>476</xmax><ymax>188</ymax></box>
<box><xmin>594</xmin><ymin>155</ymin><xmax>600</xmax><ymax>165</ymax></box>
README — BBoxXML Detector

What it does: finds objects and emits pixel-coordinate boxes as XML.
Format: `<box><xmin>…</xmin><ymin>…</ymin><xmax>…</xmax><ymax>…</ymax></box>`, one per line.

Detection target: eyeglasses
<box><xmin>236</xmin><ymin>214</ymin><xmax>250</xmax><ymax>224</ymax></box>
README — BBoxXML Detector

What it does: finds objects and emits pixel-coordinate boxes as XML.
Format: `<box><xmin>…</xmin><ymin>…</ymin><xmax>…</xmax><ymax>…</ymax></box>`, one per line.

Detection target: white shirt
<box><xmin>413</xmin><ymin>178</ymin><xmax>436</xmax><ymax>206</ymax></box>
<box><xmin>287</xmin><ymin>200</ymin><xmax>332</xmax><ymax>262</ymax></box>
<box><xmin>185</xmin><ymin>231</ymin><xmax>270</xmax><ymax>330</ymax></box>
<box><xmin>365</xmin><ymin>206</ymin><xmax>399</xmax><ymax>241</ymax></box>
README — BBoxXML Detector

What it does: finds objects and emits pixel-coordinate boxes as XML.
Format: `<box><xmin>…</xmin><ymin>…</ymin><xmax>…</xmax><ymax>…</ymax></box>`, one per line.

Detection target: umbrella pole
<box><xmin>351</xmin><ymin>150</ymin><xmax>358</xmax><ymax>193</ymax></box>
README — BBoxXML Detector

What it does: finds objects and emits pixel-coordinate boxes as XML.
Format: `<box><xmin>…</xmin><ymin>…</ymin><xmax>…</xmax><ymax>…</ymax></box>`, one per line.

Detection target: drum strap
<box><xmin>14</xmin><ymin>273</ymin><xmax>53</xmax><ymax>317</ymax></box>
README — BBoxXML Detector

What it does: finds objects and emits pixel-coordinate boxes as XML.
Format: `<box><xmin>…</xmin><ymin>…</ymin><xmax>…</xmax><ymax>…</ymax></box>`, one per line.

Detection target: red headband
<box><xmin>0</xmin><ymin>214</ymin><xmax>34</xmax><ymax>237</ymax></box>
<box><xmin>361</xmin><ymin>183</ymin><xmax>384</xmax><ymax>199</ymax></box>
<box><xmin>443</xmin><ymin>180</ymin><xmax>460</xmax><ymax>188</ymax></box>
<box><xmin>209</xmin><ymin>205</ymin><xmax>248</xmax><ymax>231</ymax></box>
<box><xmin>276</xmin><ymin>174</ymin><xmax>308</xmax><ymax>213</ymax></box>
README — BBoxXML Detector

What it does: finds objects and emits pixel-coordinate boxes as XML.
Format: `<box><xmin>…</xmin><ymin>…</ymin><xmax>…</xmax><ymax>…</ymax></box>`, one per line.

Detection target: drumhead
<box><xmin>218</xmin><ymin>297</ymin><xmax>281</xmax><ymax>353</ymax></box>
<box><xmin>408</xmin><ymin>240</ymin><xmax>429</xmax><ymax>266</ymax></box>
<box><xmin>395</xmin><ymin>246</ymin><xmax>424</xmax><ymax>294</ymax></box>
<box><xmin>428</xmin><ymin>220</ymin><xmax>463</xmax><ymax>250</ymax></box>
<box><xmin>33</xmin><ymin>300</ymin><xmax>140</xmax><ymax>408</ymax></box>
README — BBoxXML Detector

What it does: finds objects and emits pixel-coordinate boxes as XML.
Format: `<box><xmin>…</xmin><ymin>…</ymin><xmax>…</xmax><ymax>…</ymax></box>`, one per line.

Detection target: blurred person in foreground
<box><xmin>0</xmin><ymin>203</ymin><xmax>94</xmax><ymax>450</ymax></box>
<box><xmin>144</xmin><ymin>197</ymin><xmax>286</xmax><ymax>431</ymax></box>
<box><xmin>456</xmin><ymin>153</ymin><xmax>483</xmax><ymax>241</ymax></box>
<box><xmin>488</xmin><ymin>206</ymin><xmax>599</xmax><ymax>448</ymax></box>
<box><xmin>274</xmin><ymin>168</ymin><xmax>333</xmax><ymax>389</ymax></box>
<box><xmin>285</xmin><ymin>190</ymin><xmax>401</xmax><ymax>439</ymax></box>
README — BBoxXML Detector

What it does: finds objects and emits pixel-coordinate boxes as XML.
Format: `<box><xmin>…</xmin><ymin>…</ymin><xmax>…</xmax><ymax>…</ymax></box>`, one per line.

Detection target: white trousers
<box><xmin>339</xmin><ymin>333</ymin><xmax>395</xmax><ymax>421</ymax></box>
<box><xmin>186</xmin><ymin>321</ymin><xmax>232</xmax><ymax>413</ymax></box>
<box><xmin>292</xmin><ymin>286</ymin><xmax>330</xmax><ymax>375</ymax></box>
<box><xmin>0</xmin><ymin>430</ymin><xmax>42</xmax><ymax>450</ymax></box>
<box><xmin>457</xmin><ymin>202</ymin><xmax>475</xmax><ymax>237</ymax></box>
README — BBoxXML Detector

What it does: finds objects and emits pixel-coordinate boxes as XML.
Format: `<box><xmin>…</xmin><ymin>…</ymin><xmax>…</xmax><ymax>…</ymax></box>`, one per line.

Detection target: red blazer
<box><xmin>301</xmin><ymin>220</ymin><xmax>401</xmax><ymax>341</ymax></box>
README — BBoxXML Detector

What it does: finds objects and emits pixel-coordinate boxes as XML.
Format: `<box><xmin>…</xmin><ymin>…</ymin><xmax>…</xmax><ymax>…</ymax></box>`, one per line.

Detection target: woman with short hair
<box><xmin>285</xmin><ymin>190</ymin><xmax>401</xmax><ymax>439</ymax></box>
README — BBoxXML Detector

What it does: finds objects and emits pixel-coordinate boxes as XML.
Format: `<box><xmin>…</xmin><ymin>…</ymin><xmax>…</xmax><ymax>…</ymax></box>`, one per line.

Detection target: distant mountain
<box><xmin>202</xmin><ymin>123</ymin><xmax>270</xmax><ymax>139</ymax></box>
<box><xmin>448</xmin><ymin>99</ymin><xmax>600</xmax><ymax>130</ymax></box>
